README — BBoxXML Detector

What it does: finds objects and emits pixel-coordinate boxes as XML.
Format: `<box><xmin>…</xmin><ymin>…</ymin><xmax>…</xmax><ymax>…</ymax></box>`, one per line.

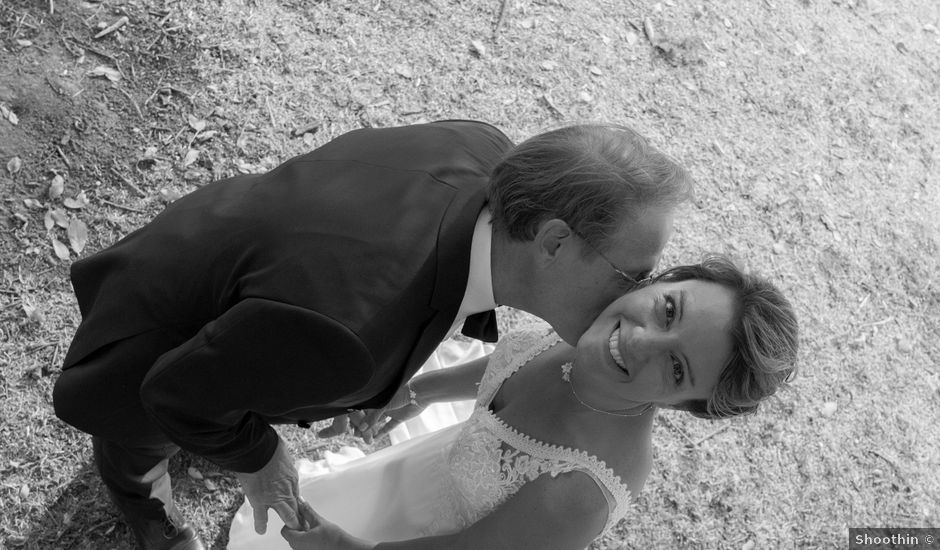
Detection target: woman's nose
<box><xmin>626</xmin><ymin>327</ymin><xmax>667</xmax><ymax>362</ymax></box>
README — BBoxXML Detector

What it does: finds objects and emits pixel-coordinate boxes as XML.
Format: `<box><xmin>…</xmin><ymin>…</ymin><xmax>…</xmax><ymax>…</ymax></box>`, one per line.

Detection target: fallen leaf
<box><xmin>19</xmin><ymin>484</ymin><xmax>30</xmax><ymax>499</ymax></box>
<box><xmin>7</xmin><ymin>156</ymin><xmax>22</xmax><ymax>174</ymax></box>
<box><xmin>22</xmin><ymin>304</ymin><xmax>44</xmax><ymax>324</ymax></box>
<box><xmin>23</xmin><ymin>198</ymin><xmax>43</xmax><ymax>209</ymax></box>
<box><xmin>187</xmin><ymin>466</ymin><xmax>204</xmax><ymax>480</ymax></box>
<box><xmin>470</xmin><ymin>40</ymin><xmax>486</xmax><ymax>58</ymax></box>
<box><xmin>49</xmin><ymin>208</ymin><xmax>69</xmax><ymax>229</ymax></box>
<box><xmin>16</xmin><ymin>39</ymin><xmax>33</xmax><ymax>47</ymax></box>
<box><xmin>67</xmin><ymin>218</ymin><xmax>89</xmax><ymax>253</ymax></box>
<box><xmin>89</xmin><ymin>65</ymin><xmax>122</xmax><ymax>82</ymax></box>
<box><xmin>44</xmin><ymin>210</ymin><xmax>55</xmax><ymax>231</ymax></box>
<box><xmin>589</xmin><ymin>66</ymin><xmax>604</xmax><ymax>76</ymax></box>
<box><xmin>51</xmin><ymin>237</ymin><xmax>71</xmax><ymax>260</ymax></box>
<box><xmin>195</xmin><ymin>130</ymin><xmax>219</xmax><ymax>142</ymax></box>
<box><xmin>188</xmin><ymin>114</ymin><xmax>206</xmax><ymax>132</ymax></box>
<box><xmin>293</xmin><ymin>123</ymin><xmax>321</xmax><ymax>137</ymax></box>
<box><xmin>204</xmin><ymin>478</ymin><xmax>218</xmax><ymax>491</ymax></box>
<box><xmin>643</xmin><ymin>18</ymin><xmax>657</xmax><ymax>44</ymax></box>
<box><xmin>392</xmin><ymin>64</ymin><xmax>413</xmax><ymax>79</ymax></box>
<box><xmin>540</xmin><ymin>60</ymin><xmax>557</xmax><ymax>71</ymax></box>
<box><xmin>49</xmin><ymin>174</ymin><xmax>65</xmax><ymax>199</ymax></box>
<box><xmin>63</xmin><ymin>191</ymin><xmax>89</xmax><ymax>210</ymax></box>
<box><xmin>182</xmin><ymin>149</ymin><xmax>199</xmax><ymax>168</ymax></box>
<box><xmin>625</xmin><ymin>31</ymin><xmax>639</xmax><ymax>46</ymax></box>
<box><xmin>159</xmin><ymin>188</ymin><xmax>184</xmax><ymax>203</ymax></box>
<box><xmin>578</xmin><ymin>91</ymin><xmax>594</xmax><ymax>103</ymax></box>
<box><xmin>0</xmin><ymin>104</ymin><xmax>17</xmax><ymax>125</ymax></box>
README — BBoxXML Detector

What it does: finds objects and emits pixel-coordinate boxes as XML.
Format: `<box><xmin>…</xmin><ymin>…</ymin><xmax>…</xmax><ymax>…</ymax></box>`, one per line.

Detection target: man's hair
<box><xmin>487</xmin><ymin>124</ymin><xmax>693</xmax><ymax>252</ymax></box>
<box><xmin>655</xmin><ymin>255</ymin><xmax>800</xmax><ymax>419</ymax></box>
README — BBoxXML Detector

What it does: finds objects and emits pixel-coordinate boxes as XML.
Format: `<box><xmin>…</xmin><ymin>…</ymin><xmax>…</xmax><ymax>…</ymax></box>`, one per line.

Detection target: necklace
<box><xmin>561</xmin><ymin>362</ymin><xmax>653</xmax><ymax>418</ymax></box>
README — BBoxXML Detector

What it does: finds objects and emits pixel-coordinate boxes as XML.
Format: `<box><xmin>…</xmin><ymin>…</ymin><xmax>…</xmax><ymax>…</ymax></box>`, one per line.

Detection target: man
<box><xmin>53</xmin><ymin>120</ymin><xmax>691</xmax><ymax>550</ymax></box>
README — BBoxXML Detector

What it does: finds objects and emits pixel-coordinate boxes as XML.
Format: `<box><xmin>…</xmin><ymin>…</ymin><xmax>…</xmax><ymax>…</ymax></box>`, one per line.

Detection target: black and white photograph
<box><xmin>0</xmin><ymin>0</ymin><xmax>937</xmax><ymax>548</ymax></box>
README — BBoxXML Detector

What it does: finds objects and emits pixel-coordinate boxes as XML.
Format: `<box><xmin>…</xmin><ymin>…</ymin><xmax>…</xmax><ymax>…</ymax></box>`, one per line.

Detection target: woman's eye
<box><xmin>672</xmin><ymin>356</ymin><xmax>684</xmax><ymax>386</ymax></box>
<box><xmin>664</xmin><ymin>294</ymin><xmax>676</xmax><ymax>326</ymax></box>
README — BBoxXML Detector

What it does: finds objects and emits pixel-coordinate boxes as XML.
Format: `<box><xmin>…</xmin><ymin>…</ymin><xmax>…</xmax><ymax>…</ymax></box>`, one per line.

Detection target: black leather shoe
<box><xmin>124</xmin><ymin>509</ymin><xmax>206</xmax><ymax>550</ymax></box>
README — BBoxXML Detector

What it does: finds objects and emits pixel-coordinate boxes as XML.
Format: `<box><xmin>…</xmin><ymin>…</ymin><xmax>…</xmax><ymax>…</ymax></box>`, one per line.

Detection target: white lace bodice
<box><xmin>437</xmin><ymin>324</ymin><xmax>635</xmax><ymax>537</ymax></box>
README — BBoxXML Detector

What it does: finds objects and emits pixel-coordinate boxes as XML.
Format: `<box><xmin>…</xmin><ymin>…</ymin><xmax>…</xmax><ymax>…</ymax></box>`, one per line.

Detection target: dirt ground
<box><xmin>1</xmin><ymin>0</ymin><xmax>938</xmax><ymax>548</ymax></box>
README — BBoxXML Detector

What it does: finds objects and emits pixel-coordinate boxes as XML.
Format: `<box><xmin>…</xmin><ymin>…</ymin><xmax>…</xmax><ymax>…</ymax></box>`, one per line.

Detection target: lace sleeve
<box><xmin>475</xmin><ymin>322</ymin><xmax>556</xmax><ymax>406</ymax></box>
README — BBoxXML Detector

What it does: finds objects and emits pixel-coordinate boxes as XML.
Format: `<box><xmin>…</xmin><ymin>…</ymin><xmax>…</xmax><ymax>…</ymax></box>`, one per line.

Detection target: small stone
<box><xmin>897</xmin><ymin>339</ymin><xmax>914</xmax><ymax>354</ymax></box>
<box><xmin>470</xmin><ymin>40</ymin><xmax>486</xmax><ymax>58</ymax></box>
<box><xmin>820</xmin><ymin>402</ymin><xmax>837</xmax><ymax>417</ymax></box>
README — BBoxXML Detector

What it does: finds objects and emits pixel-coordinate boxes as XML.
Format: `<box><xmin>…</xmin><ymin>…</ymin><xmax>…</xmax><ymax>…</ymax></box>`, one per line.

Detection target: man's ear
<box><xmin>534</xmin><ymin>219</ymin><xmax>574</xmax><ymax>260</ymax></box>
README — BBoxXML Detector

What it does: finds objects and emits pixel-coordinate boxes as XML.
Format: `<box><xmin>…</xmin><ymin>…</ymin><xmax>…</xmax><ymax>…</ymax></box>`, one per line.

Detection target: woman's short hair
<box><xmin>654</xmin><ymin>254</ymin><xmax>800</xmax><ymax>419</ymax></box>
<box><xmin>487</xmin><ymin>124</ymin><xmax>693</xmax><ymax>253</ymax></box>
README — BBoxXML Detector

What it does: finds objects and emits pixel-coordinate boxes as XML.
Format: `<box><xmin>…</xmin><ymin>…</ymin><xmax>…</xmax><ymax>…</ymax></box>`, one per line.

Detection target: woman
<box><xmin>228</xmin><ymin>254</ymin><xmax>799</xmax><ymax>550</ymax></box>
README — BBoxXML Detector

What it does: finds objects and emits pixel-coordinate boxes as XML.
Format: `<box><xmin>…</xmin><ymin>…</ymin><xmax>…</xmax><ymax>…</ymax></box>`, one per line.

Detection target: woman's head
<box><xmin>571</xmin><ymin>254</ymin><xmax>798</xmax><ymax>420</ymax></box>
<box><xmin>653</xmin><ymin>254</ymin><xmax>799</xmax><ymax>419</ymax></box>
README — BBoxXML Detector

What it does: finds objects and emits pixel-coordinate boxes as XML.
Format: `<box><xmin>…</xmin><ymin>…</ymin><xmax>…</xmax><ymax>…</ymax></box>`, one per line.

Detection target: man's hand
<box><xmin>346</xmin><ymin>382</ymin><xmax>426</xmax><ymax>443</ymax></box>
<box><xmin>316</xmin><ymin>415</ymin><xmax>350</xmax><ymax>438</ymax></box>
<box><xmin>235</xmin><ymin>437</ymin><xmax>302</xmax><ymax>534</ymax></box>
<box><xmin>281</xmin><ymin>500</ymin><xmax>374</xmax><ymax>550</ymax></box>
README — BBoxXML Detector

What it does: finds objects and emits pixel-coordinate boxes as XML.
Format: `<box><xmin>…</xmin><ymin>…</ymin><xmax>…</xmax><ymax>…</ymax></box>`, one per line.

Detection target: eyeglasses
<box><xmin>574</xmin><ymin>231</ymin><xmax>653</xmax><ymax>289</ymax></box>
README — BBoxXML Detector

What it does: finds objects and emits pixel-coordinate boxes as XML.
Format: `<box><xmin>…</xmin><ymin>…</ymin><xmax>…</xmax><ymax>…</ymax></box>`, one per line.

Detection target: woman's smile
<box><xmin>607</xmin><ymin>323</ymin><xmax>630</xmax><ymax>376</ymax></box>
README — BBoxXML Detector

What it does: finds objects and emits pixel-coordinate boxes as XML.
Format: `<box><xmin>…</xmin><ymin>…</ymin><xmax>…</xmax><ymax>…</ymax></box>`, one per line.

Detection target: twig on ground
<box><xmin>109</xmin><ymin>164</ymin><xmax>147</xmax><ymax>197</ymax></box>
<box><xmin>691</xmin><ymin>425</ymin><xmax>730</xmax><ymax>447</ymax></box>
<box><xmin>143</xmin><ymin>73</ymin><xmax>167</xmax><ymax>107</ymax></box>
<box><xmin>98</xmin><ymin>198</ymin><xmax>145</xmax><ymax>213</ymax></box>
<box><xmin>657</xmin><ymin>414</ymin><xmax>698</xmax><ymax>447</ymax></box>
<box><xmin>493</xmin><ymin>0</ymin><xmax>509</xmax><ymax>39</ymax></box>
<box><xmin>119</xmin><ymin>88</ymin><xmax>144</xmax><ymax>121</ymax></box>
<box><xmin>94</xmin><ymin>16</ymin><xmax>128</xmax><ymax>40</ymax></box>
<box><xmin>68</xmin><ymin>36</ymin><xmax>118</xmax><ymax>63</ymax></box>
<box><xmin>56</xmin><ymin>146</ymin><xmax>72</xmax><ymax>169</ymax></box>
<box><xmin>26</xmin><ymin>341</ymin><xmax>57</xmax><ymax>351</ymax></box>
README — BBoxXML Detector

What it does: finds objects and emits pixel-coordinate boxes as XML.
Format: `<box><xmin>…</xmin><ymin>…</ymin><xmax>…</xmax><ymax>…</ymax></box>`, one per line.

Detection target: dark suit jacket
<box><xmin>62</xmin><ymin>120</ymin><xmax>513</xmax><ymax>472</ymax></box>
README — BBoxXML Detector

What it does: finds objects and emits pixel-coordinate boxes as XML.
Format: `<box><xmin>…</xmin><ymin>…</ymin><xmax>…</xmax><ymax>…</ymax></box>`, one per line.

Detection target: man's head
<box><xmin>488</xmin><ymin>124</ymin><xmax>693</xmax><ymax>345</ymax></box>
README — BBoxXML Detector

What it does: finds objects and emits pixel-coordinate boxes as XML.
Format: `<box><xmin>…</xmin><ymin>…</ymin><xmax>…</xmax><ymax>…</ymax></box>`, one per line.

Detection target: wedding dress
<box><xmin>227</xmin><ymin>326</ymin><xmax>634</xmax><ymax>548</ymax></box>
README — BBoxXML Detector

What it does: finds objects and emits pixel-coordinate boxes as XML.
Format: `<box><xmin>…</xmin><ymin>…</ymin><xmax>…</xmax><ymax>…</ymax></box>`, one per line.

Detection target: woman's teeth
<box><xmin>608</xmin><ymin>325</ymin><xmax>628</xmax><ymax>373</ymax></box>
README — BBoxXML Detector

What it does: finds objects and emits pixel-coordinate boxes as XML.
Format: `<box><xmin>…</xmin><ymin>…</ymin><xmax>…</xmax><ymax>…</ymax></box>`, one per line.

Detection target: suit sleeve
<box><xmin>139</xmin><ymin>297</ymin><xmax>375</xmax><ymax>473</ymax></box>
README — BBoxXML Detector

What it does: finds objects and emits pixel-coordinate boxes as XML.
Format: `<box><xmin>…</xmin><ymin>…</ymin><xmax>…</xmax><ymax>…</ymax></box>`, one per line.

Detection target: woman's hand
<box><xmin>281</xmin><ymin>500</ymin><xmax>374</xmax><ymax>550</ymax></box>
<box><xmin>347</xmin><ymin>382</ymin><xmax>426</xmax><ymax>443</ymax></box>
